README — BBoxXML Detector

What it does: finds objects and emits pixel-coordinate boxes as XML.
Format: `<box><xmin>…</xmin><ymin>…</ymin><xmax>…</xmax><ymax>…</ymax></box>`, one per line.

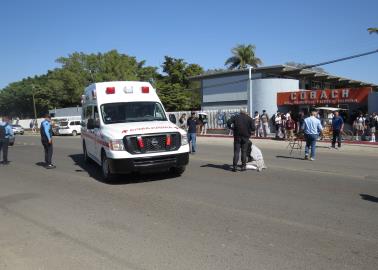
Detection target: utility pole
<box><xmin>32</xmin><ymin>84</ymin><xmax>37</xmax><ymax>119</ymax></box>
<box><xmin>246</xmin><ymin>65</ymin><xmax>253</xmax><ymax>115</ymax></box>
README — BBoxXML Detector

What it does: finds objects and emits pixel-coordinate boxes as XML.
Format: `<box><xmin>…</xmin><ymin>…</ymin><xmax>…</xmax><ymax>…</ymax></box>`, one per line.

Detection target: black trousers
<box><xmin>42</xmin><ymin>140</ymin><xmax>53</xmax><ymax>165</ymax></box>
<box><xmin>233</xmin><ymin>136</ymin><xmax>249</xmax><ymax>167</ymax></box>
<box><xmin>0</xmin><ymin>138</ymin><xmax>9</xmax><ymax>162</ymax></box>
<box><xmin>332</xmin><ymin>130</ymin><xmax>342</xmax><ymax>147</ymax></box>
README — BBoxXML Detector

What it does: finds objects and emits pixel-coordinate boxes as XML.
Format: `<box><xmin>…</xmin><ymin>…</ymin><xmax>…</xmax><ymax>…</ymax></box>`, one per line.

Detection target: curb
<box><xmin>197</xmin><ymin>134</ymin><xmax>378</xmax><ymax>146</ymax></box>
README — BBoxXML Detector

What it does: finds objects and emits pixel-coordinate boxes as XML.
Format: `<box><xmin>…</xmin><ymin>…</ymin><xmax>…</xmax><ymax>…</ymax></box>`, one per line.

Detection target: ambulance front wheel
<box><xmin>101</xmin><ymin>153</ymin><xmax>116</xmax><ymax>181</ymax></box>
<box><xmin>171</xmin><ymin>166</ymin><xmax>186</xmax><ymax>176</ymax></box>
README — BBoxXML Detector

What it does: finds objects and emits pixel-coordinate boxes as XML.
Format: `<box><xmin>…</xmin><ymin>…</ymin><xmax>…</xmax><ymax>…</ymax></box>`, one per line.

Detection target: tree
<box><xmin>157</xmin><ymin>56</ymin><xmax>204</xmax><ymax>111</ymax></box>
<box><xmin>285</xmin><ymin>62</ymin><xmax>328</xmax><ymax>73</ymax></box>
<box><xmin>0</xmin><ymin>51</ymin><xmax>203</xmax><ymax>116</ymax></box>
<box><xmin>225</xmin><ymin>44</ymin><xmax>262</xmax><ymax>70</ymax></box>
<box><xmin>368</xmin><ymin>27</ymin><xmax>378</xmax><ymax>34</ymax></box>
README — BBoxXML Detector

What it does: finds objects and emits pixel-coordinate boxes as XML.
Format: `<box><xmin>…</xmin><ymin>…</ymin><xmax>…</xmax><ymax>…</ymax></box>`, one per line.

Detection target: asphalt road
<box><xmin>1</xmin><ymin>135</ymin><xmax>378</xmax><ymax>270</ymax></box>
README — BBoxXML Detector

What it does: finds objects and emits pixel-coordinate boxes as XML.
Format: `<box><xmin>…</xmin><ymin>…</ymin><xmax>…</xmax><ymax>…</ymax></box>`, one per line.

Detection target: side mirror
<box><xmin>169</xmin><ymin>114</ymin><xmax>176</xmax><ymax>124</ymax></box>
<box><xmin>87</xmin><ymin>119</ymin><xmax>95</xmax><ymax>130</ymax></box>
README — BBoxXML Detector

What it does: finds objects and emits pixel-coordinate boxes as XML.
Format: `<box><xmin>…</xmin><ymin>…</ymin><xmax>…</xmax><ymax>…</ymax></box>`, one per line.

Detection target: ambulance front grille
<box><xmin>123</xmin><ymin>132</ymin><xmax>181</xmax><ymax>154</ymax></box>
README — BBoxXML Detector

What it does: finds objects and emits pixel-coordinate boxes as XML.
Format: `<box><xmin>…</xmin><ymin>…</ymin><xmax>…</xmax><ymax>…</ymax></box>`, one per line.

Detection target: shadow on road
<box><xmin>276</xmin><ymin>155</ymin><xmax>305</xmax><ymax>160</ymax></box>
<box><xmin>200</xmin><ymin>163</ymin><xmax>232</xmax><ymax>171</ymax></box>
<box><xmin>69</xmin><ymin>154</ymin><xmax>181</xmax><ymax>185</ymax></box>
<box><xmin>35</xmin><ymin>162</ymin><xmax>46</xmax><ymax>167</ymax></box>
<box><xmin>360</xmin><ymin>194</ymin><xmax>378</xmax><ymax>203</ymax></box>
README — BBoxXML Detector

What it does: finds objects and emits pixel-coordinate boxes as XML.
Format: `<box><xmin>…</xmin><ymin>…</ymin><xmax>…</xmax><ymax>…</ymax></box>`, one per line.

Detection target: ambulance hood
<box><xmin>101</xmin><ymin>121</ymin><xmax>183</xmax><ymax>138</ymax></box>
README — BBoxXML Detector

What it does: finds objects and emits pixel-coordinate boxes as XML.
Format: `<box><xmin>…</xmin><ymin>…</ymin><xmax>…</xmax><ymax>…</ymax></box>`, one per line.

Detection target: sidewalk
<box><xmin>197</xmin><ymin>133</ymin><xmax>378</xmax><ymax>147</ymax></box>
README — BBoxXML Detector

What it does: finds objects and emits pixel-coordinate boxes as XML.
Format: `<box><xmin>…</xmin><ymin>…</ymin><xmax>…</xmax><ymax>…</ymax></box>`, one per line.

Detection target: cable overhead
<box><xmin>301</xmin><ymin>49</ymin><xmax>378</xmax><ymax>70</ymax></box>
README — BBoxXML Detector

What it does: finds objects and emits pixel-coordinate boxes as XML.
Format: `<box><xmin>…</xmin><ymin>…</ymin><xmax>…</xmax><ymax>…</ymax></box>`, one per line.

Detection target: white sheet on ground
<box><xmin>247</xmin><ymin>145</ymin><xmax>267</xmax><ymax>171</ymax></box>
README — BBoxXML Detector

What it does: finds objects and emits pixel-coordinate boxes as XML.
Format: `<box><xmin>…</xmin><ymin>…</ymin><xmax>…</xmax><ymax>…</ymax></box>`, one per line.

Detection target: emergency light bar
<box><xmin>123</xmin><ymin>86</ymin><xmax>133</xmax><ymax>94</ymax></box>
<box><xmin>106</xmin><ymin>87</ymin><xmax>116</xmax><ymax>94</ymax></box>
<box><xmin>141</xmin><ymin>86</ymin><xmax>149</xmax><ymax>93</ymax></box>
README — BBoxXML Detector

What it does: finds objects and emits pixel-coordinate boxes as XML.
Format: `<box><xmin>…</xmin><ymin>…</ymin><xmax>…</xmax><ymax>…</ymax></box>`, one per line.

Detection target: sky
<box><xmin>1</xmin><ymin>0</ymin><xmax>377</xmax><ymax>88</ymax></box>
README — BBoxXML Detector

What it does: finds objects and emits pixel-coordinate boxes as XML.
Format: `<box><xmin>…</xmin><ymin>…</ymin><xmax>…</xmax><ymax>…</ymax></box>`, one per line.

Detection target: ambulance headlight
<box><xmin>109</xmin><ymin>139</ymin><xmax>125</xmax><ymax>151</ymax></box>
<box><xmin>181</xmin><ymin>134</ymin><xmax>188</xmax><ymax>145</ymax></box>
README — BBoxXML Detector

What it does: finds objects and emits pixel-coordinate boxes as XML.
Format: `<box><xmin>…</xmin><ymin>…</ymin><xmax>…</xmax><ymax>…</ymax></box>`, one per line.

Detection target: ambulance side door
<box><xmin>93</xmin><ymin>106</ymin><xmax>102</xmax><ymax>161</ymax></box>
<box><xmin>84</xmin><ymin>105</ymin><xmax>96</xmax><ymax>160</ymax></box>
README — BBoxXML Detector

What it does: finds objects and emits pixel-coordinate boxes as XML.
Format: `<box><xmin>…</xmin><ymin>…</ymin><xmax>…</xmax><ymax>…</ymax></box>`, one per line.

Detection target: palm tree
<box><xmin>225</xmin><ymin>44</ymin><xmax>262</xmax><ymax>70</ymax></box>
<box><xmin>368</xmin><ymin>27</ymin><xmax>378</xmax><ymax>34</ymax></box>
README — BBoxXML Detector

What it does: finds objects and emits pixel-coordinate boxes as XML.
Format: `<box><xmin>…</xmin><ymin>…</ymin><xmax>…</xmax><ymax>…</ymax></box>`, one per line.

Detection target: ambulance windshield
<box><xmin>100</xmin><ymin>102</ymin><xmax>167</xmax><ymax>124</ymax></box>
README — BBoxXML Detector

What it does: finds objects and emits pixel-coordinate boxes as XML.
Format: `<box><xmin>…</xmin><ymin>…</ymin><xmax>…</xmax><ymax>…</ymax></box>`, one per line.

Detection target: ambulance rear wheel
<box><xmin>72</xmin><ymin>130</ymin><xmax>77</xmax><ymax>136</ymax></box>
<box><xmin>83</xmin><ymin>141</ymin><xmax>90</xmax><ymax>163</ymax></box>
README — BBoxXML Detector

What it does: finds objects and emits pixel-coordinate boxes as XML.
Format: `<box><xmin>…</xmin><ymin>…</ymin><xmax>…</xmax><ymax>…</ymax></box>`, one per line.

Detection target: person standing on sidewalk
<box><xmin>368</xmin><ymin>112</ymin><xmax>377</xmax><ymax>142</ymax></box>
<box><xmin>331</xmin><ymin>111</ymin><xmax>344</xmax><ymax>149</ymax></box>
<box><xmin>253</xmin><ymin>111</ymin><xmax>261</xmax><ymax>137</ymax></box>
<box><xmin>303</xmin><ymin>108</ymin><xmax>323</xmax><ymax>161</ymax></box>
<box><xmin>187</xmin><ymin>112</ymin><xmax>198</xmax><ymax>154</ymax></box>
<box><xmin>227</xmin><ymin>109</ymin><xmax>254</xmax><ymax>172</ymax></box>
<box><xmin>40</xmin><ymin>114</ymin><xmax>56</xmax><ymax>169</ymax></box>
<box><xmin>0</xmin><ymin>116</ymin><xmax>14</xmax><ymax>165</ymax></box>
<box><xmin>260</xmin><ymin>110</ymin><xmax>269</xmax><ymax>137</ymax></box>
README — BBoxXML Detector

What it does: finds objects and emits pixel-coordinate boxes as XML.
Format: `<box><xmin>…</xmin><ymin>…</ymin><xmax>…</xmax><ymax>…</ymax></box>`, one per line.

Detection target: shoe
<box><xmin>2</xmin><ymin>161</ymin><xmax>10</xmax><ymax>165</ymax></box>
<box><xmin>241</xmin><ymin>166</ymin><xmax>246</xmax><ymax>171</ymax></box>
<box><xmin>45</xmin><ymin>164</ymin><xmax>56</xmax><ymax>169</ymax></box>
<box><xmin>232</xmin><ymin>166</ymin><xmax>237</xmax><ymax>172</ymax></box>
<box><xmin>247</xmin><ymin>156</ymin><xmax>253</xmax><ymax>163</ymax></box>
<box><xmin>310</xmin><ymin>158</ymin><xmax>315</xmax><ymax>161</ymax></box>
<box><xmin>304</xmin><ymin>155</ymin><xmax>309</xmax><ymax>160</ymax></box>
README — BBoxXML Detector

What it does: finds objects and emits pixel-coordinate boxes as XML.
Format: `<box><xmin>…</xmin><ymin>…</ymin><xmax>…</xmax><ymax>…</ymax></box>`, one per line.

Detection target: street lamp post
<box><xmin>246</xmin><ymin>65</ymin><xmax>253</xmax><ymax>115</ymax></box>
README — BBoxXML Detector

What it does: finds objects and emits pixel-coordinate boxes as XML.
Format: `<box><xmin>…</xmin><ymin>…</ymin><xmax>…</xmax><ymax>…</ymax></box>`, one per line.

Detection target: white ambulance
<box><xmin>81</xmin><ymin>81</ymin><xmax>189</xmax><ymax>181</ymax></box>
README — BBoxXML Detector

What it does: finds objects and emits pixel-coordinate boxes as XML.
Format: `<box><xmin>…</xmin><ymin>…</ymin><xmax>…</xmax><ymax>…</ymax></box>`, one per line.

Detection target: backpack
<box><xmin>0</xmin><ymin>123</ymin><xmax>8</xmax><ymax>140</ymax></box>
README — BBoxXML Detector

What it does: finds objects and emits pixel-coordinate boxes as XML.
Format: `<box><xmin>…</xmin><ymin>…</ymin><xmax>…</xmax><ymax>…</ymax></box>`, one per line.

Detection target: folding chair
<box><xmin>287</xmin><ymin>132</ymin><xmax>304</xmax><ymax>155</ymax></box>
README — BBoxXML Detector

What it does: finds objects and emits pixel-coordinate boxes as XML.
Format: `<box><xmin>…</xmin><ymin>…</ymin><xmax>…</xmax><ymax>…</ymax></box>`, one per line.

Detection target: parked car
<box><xmin>12</xmin><ymin>124</ymin><xmax>24</xmax><ymax>135</ymax></box>
<box><xmin>57</xmin><ymin>120</ymin><xmax>82</xmax><ymax>136</ymax></box>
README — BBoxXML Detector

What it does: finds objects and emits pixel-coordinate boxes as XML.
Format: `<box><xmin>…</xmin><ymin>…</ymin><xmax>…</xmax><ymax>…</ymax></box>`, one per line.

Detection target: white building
<box><xmin>190</xmin><ymin>65</ymin><xmax>378</xmax><ymax>118</ymax></box>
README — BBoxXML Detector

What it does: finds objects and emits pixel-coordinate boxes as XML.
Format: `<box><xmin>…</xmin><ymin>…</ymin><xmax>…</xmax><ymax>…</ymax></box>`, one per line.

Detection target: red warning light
<box><xmin>141</xmin><ymin>86</ymin><xmax>149</xmax><ymax>93</ymax></box>
<box><xmin>106</xmin><ymin>87</ymin><xmax>115</xmax><ymax>94</ymax></box>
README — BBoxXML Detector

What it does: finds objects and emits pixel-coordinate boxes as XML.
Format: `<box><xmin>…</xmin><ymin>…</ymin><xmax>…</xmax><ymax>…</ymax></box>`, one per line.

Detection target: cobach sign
<box><xmin>277</xmin><ymin>87</ymin><xmax>372</xmax><ymax>106</ymax></box>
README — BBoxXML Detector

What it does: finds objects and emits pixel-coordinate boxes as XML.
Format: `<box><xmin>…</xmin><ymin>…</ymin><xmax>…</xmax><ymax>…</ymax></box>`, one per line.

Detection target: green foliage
<box><xmin>367</xmin><ymin>27</ymin><xmax>378</xmax><ymax>34</ymax></box>
<box><xmin>0</xmin><ymin>51</ymin><xmax>202</xmax><ymax>116</ymax></box>
<box><xmin>225</xmin><ymin>44</ymin><xmax>262</xmax><ymax>69</ymax></box>
<box><xmin>157</xmin><ymin>56</ymin><xmax>204</xmax><ymax>111</ymax></box>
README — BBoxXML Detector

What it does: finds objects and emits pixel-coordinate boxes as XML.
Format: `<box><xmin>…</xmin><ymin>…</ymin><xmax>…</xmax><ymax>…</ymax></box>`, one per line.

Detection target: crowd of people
<box><xmin>352</xmin><ymin>112</ymin><xmax>378</xmax><ymax>142</ymax></box>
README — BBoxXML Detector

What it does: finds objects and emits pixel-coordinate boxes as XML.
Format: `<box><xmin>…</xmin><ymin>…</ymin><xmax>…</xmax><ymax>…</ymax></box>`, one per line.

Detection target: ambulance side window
<box><xmin>94</xmin><ymin>106</ymin><xmax>100</xmax><ymax>128</ymax></box>
<box><xmin>83</xmin><ymin>106</ymin><xmax>93</xmax><ymax>127</ymax></box>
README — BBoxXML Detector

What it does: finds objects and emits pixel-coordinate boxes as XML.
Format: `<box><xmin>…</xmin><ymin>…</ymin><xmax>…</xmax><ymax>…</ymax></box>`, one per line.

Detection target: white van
<box><xmin>81</xmin><ymin>81</ymin><xmax>189</xmax><ymax>180</ymax></box>
<box><xmin>56</xmin><ymin>118</ymin><xmax>82</xmax><ymax>136</ymax></box>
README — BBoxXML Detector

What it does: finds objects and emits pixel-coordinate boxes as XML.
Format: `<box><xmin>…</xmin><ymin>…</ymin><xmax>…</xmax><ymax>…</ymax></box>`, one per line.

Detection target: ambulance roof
<box><xmin>83</xmin><ymin>81</ymin><xmax>160</xmax><ymax>105</ymax></box>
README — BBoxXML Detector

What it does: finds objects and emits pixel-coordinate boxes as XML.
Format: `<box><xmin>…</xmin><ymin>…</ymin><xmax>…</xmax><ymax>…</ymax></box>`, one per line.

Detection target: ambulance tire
<box><xmin>72</xmin><ymin>130</ymin><xmax>77</xmax><ymax>136</ymax></box>
<box><xmin>101</xmin><ymin>152</ymin><xmax>116</xmax><ymax>182</ymax></box>
<box><xmin>83</xmin><ymin>141</ymin><xmax>91</xmax><ymax>163</ymax></box>
<box><xmin>171</xmin><ymin>166</ymin><xmax>186</xmax><ymax>176</ymax></box>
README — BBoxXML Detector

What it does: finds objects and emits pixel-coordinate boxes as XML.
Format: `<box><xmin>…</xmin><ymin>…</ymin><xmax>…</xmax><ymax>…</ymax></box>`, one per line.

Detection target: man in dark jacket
<box><xmin>227</xmin><ymin>110</ymin><xmax>254</xmax><ymax>172</ymax></box>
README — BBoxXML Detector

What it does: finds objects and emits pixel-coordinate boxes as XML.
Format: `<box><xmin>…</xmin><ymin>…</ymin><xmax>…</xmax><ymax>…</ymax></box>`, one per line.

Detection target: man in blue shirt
<box><xmin>302</xmin><ymin>108</ymin><xmax>323</xmax><ymax>161</ymax></box>
<box><xmin>0</xmin><ymin>116</ymin><xmax>14</xmax><ymax>165</ymax></box>
<box><xmin>40</xmin><ymin>114</ymin><xmax>55</xmax><ymax>169</ymax></box>
<box><xmin>331</xmin><ymin>111</ymin><xmax>344</xmax><ymax>149</ymax></box>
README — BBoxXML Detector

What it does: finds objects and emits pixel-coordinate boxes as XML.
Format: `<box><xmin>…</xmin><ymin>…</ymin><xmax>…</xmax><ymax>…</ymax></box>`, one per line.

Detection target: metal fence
<box><xmin>167</xmin><ymin>109</ymin><xmax>244</xmax><ymax>129</ymax></box>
